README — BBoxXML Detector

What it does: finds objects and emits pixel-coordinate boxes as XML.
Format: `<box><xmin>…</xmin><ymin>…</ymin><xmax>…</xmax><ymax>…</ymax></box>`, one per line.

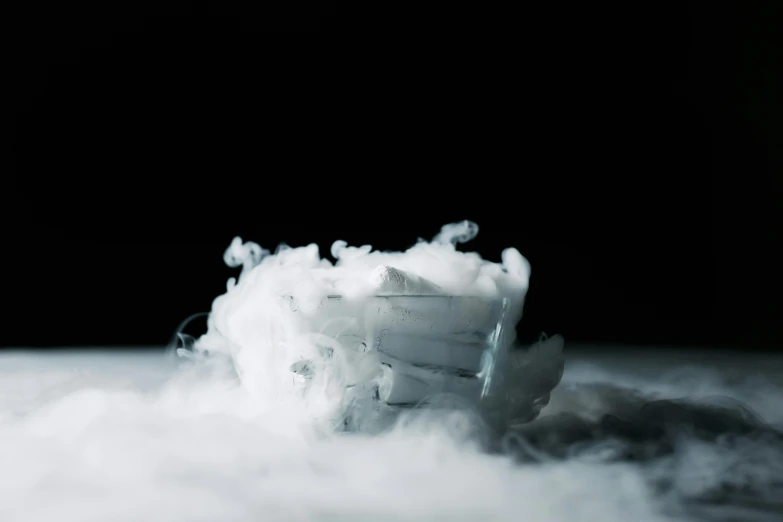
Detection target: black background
<box><xmin>6</xmin><ymin>3</ymin><xmax>782</xmax><ymax>350</ymax></box>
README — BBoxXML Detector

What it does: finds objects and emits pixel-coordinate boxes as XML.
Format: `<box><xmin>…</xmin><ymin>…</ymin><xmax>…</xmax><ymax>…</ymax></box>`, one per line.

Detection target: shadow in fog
<box><xmin>502</xmin><ymin>383</ymin><xmax>783</xmax><ymax>521</ymax></box>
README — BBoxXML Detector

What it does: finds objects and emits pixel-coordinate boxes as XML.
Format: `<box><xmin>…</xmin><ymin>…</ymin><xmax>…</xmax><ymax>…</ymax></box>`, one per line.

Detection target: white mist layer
<box><xmin>195</xmin><ymin>221</ymin><xmax>534</xmax><ymax>430</ymax></box>
<box><xmin>2</xmin><ymin>349</ymin><xmax>782</xmax><ymax>522</ymax></box>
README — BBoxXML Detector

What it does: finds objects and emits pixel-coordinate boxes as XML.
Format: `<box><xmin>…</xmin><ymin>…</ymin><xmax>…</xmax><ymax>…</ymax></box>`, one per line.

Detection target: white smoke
<box><xmin>3</xmin><ymin>222</ymin><xmax>782</xmax><ymax>521</ymax></box>
<box><xmin>1</xmin><ymin>349</ymin><xmax>782</xmax><ymax>521</ymax></box>
<box><xmin>192</xmin><ymin>220</ymin><xmax>535</xmax><ymax>432</ymax></box>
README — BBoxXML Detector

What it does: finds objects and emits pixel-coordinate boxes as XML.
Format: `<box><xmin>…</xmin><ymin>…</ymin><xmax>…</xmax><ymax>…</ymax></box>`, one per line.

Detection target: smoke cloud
<box><xmin>1</xmin><ymin>223</ymin><xmax>781</xmax><ymax>521</ymax></box>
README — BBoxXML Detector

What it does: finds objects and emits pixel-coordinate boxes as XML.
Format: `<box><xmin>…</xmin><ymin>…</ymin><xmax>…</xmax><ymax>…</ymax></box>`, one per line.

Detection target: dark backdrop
<box><xmin>6</xmin><ymin>4</ymin><xmax>782</xmax><ymax>349</ymax></box>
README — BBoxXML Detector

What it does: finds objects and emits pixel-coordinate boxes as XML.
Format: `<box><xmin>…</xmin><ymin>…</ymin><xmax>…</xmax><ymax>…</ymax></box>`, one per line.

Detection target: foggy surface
<box><xmin>1</xmin><ymin>347</ymin><xmax>781</xmax><ymax>522</ymax></box>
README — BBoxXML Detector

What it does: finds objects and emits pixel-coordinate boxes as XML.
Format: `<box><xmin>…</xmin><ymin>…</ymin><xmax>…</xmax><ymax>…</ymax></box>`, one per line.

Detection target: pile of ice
<box><xmin>190</xmin><ymin>221</ymin><xmax>564</xmax><ymax>433</ymax></box>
